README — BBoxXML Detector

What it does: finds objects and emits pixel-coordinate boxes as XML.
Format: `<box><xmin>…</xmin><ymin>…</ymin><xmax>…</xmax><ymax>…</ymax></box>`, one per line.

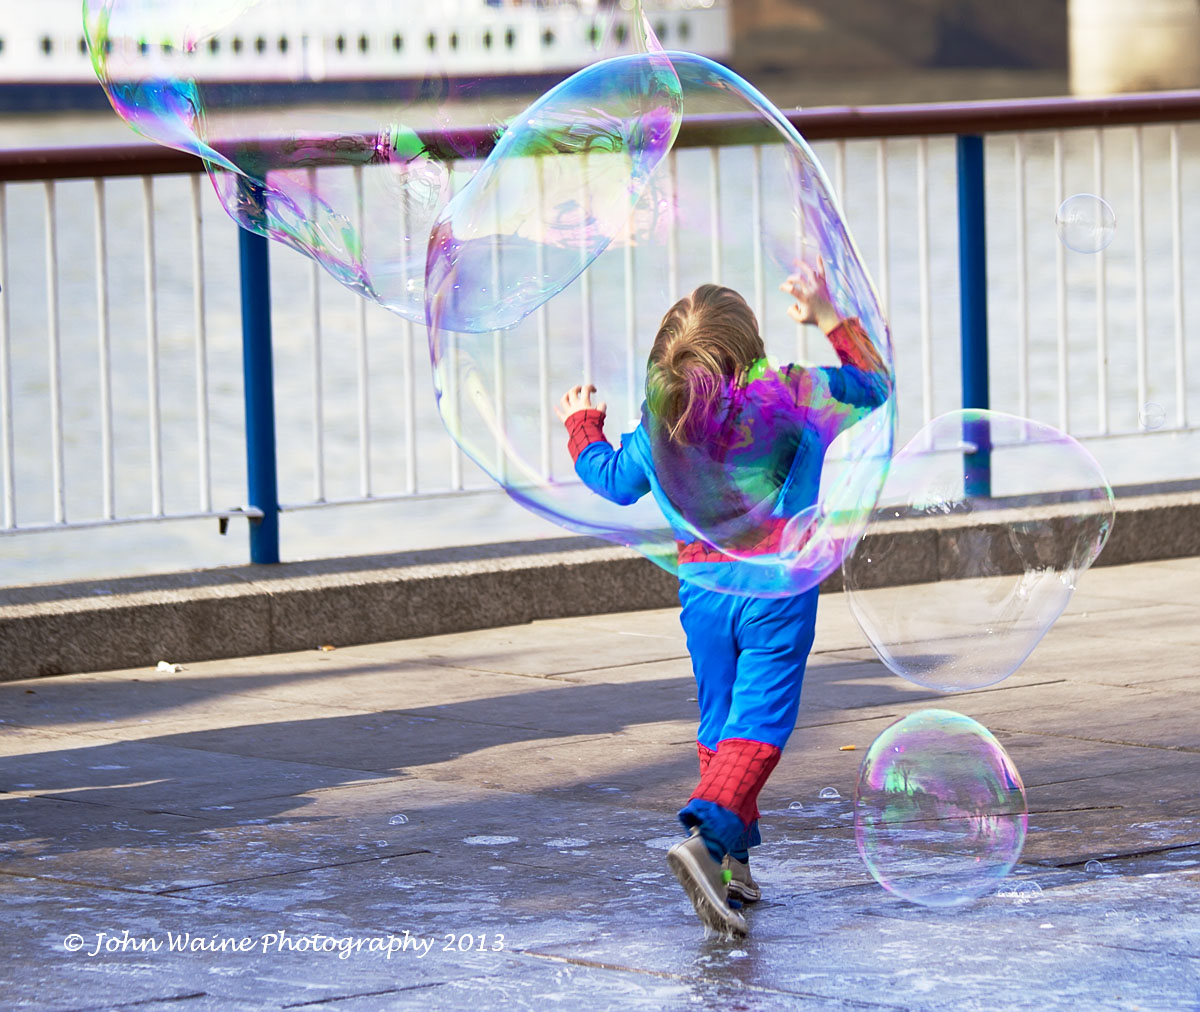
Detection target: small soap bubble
<box><xmin>1055</xmin><ymin>194</ymin><xmax>1116</xmax><ymax>253</ymax></box>
<box><xmin>1085</xmin><ymin>859</ymin><xmax>1104</xmax><ymax>873</ymax></box>
<box><xmin>818</xmin><ymin>787</ymin><xmax>841</xmax><ymax>800</ymax></box>
<box><xmin>788</xmin><ymin>801</ymin><xmax>805</xmax><ymax>811</ymax></box>
<box><xmin>855</xmin><ymin>709</ymin><xmax>1027</xmax><ymax>907</ymax></box>
<box><xmin>1139</xmin><ymin>402</ymin><xmax>1166</xmax><ymax>431</ymax></box>
<box><xmin>996</xmin><ymin>880</ymin><xmax>1043</xmax><ymax>903</ymax></box>
<box><xmin>388</xmin><ymin>814</ymin><xmax>409</xmax><ymax>826</ymax></box>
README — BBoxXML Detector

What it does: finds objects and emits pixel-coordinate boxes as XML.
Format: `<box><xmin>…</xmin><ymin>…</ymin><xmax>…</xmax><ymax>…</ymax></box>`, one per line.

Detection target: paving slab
<box><xmin>1</xmin><ymin>557</ymin><xmax>1198</xmax><ymax>1011</ymax></box>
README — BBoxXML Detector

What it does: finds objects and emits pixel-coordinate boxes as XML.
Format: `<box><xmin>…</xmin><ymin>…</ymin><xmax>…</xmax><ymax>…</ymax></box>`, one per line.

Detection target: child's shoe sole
<box><xmin>667</xmin><ymin>833</ymin><xmax>748</xmax><ymax>937</ymax></box>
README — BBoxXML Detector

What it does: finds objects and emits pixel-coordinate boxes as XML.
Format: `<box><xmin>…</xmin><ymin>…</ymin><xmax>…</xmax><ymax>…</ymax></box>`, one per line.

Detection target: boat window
<box><xmin>359</xmin><ymin>34</ymin><xmax>369</xmax><ymax>53</ymax></box>
<box><xmin>278</xmin><ymin>36</ymin><xmax>289</xmax><ymax>54</ymax></box>
<box><xmin>679</xmin><ymin>19</ymin><xmax>691</xmax><ymax>41</ymax></box>
<box><xmin>655</xmin><ymin>21</ymin><xmax>667</xmax><ymax>40</ymax></box>
<box><xmin>232</xmin><ymin>36</ymin><xmax>244</xmax><ymax>54</ymax></box>
<box><xmin>587</xmin><ymin>24</ymin><xmax>601</xmax><ymax>46</ymax></box>
<box><xmin>137</xmin><ymin>39</ymin><xmax>149</xmax><ymax>56</ymax></box>
<box><xmin>427</xmin><ymin>32</ymin><xmax>437</xmax><ymax>52</ymax></box>
<box><xmin>449</xmin><ymin>32</ymin><xmax>459</xmax><ymax>50</ymax></box>
<box><xmin>614</xmin><ymin>23</ymin><xmax>627</xmax><ymax>44</ymax></box>
<box><xmin>254</xmin><ymin>36</ymin><xmax>266</xmax><ymax>54</ymax></box>
<box><xmin>335</xmin><ymin>34</ymin><xmax>346</xmax><ymax>53</ymax></box>
<box><xmin>542</xmin><ymin>29</ymin><xmax>554</xmax><ymax>47</ymax></box>
<box><xmin>208</xmin><ymin>37</ymin><xmax>220</xmax><ymax>55</ymax></box>
<box><xmin>0</xmin><ymin>38</ymin><xmax>6</xmax><ymax>57</ymax></box>
<box><xmin>393</xmin><ymin>33</ymin><xmax>403</xmax><ymax>52</ymax></box>
<box><xmin>482</xmin><ymin>30</ymin><xmax>493</xmax><ymax>49</ymax></box>
<box><xmin>41</xmin><ymin>36</ymin><xmax>53</xmax><ymax>56</ymax></box>
<box><xmin>78</xmin><ymin>36</ymin><xmax>88</xmax><ymax>56</ymax></box>
<box><xmin>505</xmin><ymin>27</ymin><xmax>516</xmax><ymax>48</ymax></box>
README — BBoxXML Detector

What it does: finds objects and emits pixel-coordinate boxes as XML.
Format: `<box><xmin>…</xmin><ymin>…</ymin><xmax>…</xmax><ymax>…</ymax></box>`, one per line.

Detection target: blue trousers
<box><xmin>677</xmin><ymin>579</ymin><xmax>820</xmax><ymax>857</ymax></box>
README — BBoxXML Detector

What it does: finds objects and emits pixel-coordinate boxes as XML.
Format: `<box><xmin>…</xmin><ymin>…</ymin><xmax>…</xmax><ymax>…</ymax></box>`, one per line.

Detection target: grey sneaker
<box><xmin>667</xmin><ymin>829</ymin><xmax>749</xmax><ymax>937</ymax></box>
<box><xmin>724</xmin><ymin>855</ymin><xmax>762</xmax><ymax>904</ymax></box>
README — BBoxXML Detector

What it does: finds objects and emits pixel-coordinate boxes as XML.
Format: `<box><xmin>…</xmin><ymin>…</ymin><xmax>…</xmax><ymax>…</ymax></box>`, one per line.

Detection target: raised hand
<box><xmin>780</xmin><ymin>259</ymin><xmax>840</xmax><ymax>333</ymax></box>
<box><xmin>555</xmin><ymin>383</ymin><xmax>607</xmax><ymax>422</ymax></box>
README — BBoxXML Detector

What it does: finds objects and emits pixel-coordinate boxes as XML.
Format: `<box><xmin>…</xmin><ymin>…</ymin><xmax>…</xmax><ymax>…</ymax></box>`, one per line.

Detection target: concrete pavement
<box><xmin>1</xmin><ymin>557</ymin><xmax>1198</xmax><ymax>1010</ymax></box>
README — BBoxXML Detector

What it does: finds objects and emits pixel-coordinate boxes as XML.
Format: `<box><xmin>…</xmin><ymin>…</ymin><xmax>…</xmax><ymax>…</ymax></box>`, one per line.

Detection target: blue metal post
<box><xmin>957</xmin><ymin>134</ymin><xmax>992</xmax><ymax>498</ymax></box>
<box><xmin>238</xmin><ymin>217</ymin><xmax>280</xmax><ymax>564</ymax></box>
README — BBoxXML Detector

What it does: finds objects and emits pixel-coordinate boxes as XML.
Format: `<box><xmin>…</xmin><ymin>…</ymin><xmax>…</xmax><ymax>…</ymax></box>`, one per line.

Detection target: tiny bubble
<box><xmin>818</xmin><ymin>786</ymin><xmax>841</xmax><ymax>800</ymax></box>
<box><xmin>388</xmin><ymin>814</ymin><xmax>409</xmax><ymax>825</ymax></box>
<box><xmin>1085</xmin><ymin>859</ymin><xmax>1104</xmax><ymax>873</ymax></box>
<box><xmin>788</xmin><ymin>801</ymin><xmax>804</xmax><ymax>811</ymax></box>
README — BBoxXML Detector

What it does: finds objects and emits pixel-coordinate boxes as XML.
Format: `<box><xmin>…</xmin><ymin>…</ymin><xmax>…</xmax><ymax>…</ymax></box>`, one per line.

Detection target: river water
<box><xmin>2</xmin><ymin>97</ymin><xmax>1198</xmax><ymax>587</ymax></box>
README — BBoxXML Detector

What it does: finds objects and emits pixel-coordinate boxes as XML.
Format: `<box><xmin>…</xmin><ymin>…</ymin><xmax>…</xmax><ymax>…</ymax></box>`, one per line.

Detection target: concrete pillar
<box><xmin>1070</xmin><ymin>0</ymin><xmax>1200</xmax><ymax>94</ymax></box>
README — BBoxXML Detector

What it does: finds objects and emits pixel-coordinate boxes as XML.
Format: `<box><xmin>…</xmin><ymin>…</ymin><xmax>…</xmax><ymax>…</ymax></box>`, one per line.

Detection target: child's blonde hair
<box><xmin>647</xmin><ymin>285</ymin><xmax>765</xmax><ymax>446</ymax></box>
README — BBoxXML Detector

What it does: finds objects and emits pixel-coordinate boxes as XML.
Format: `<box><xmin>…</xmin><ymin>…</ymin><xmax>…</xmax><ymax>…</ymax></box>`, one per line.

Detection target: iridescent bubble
<box><xmin>83</xmin><ymin>0</ymin><xmax>667</xmax><ymax>324</ymax></box>
<box><xmin>1055</xmin><ymin>193</ymin><xmax>1116</xmax><ymax>253</ymax></box>
<box><xmin>818</xmin><ymin>786</ymin><xmax>841</xmax><ymax>799</ymax></box>
<box><xmin>855</xmin><ymin>709</ymin><xmax>1028</xmax><ymax>908</ymax></box>
<box><xmin>788</xmin><ymin>801</ymin><xmax>805</xmax><ymax>811</ymax></box>
<box><xmin>843</xmin><ymin>410</ymin><xmax>1114</xmax><ymax>691</ymax></box>
<box><xmin>1139</xmin><ymin>401</ymin><xmax>1166</xmax><ymax>430</ymax></box>
<box><xmin>387</xmin><ymin>814</ymin><xmax>409</xmax><ymax>826</ymax></box>
<box><xmin>426</xmin><ymin>52</ymin><xmax>896</xmax><ymax>597</ymax></box>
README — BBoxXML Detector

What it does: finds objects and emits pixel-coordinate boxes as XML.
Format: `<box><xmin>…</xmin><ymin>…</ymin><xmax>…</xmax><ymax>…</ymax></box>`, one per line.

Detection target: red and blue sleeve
<box><xmin>563</xmin><ymin>409</ymin><xmax>652</xmax><ymax>507</ymax></box>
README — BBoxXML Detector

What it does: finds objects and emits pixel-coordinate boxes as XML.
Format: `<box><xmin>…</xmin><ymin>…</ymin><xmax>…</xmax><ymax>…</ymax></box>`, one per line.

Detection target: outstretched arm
<box><xmin>781</xmin><ymin>261</ymin><xmax>892</xmax><ymax>412</ymax></box>
<box><xmin>557</xmin><ymin>384</ymin><xmax>651</xmax><ymax>506</ymax></box>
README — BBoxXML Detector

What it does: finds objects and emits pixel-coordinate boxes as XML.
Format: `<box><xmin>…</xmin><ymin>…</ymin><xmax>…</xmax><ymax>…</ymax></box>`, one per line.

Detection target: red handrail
<box><xmin>4</xmin><ymin>89</ymin><xmax>1200</xmax><ymax>182</ymax></box>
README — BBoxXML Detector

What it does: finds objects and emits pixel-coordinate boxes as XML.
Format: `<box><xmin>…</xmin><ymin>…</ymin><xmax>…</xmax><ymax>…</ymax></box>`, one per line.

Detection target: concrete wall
<box><xmin>2</xmin><ymin>490</ymin><xmax>1197</xmax><ymax>682</ymax></box>
<box><xmin>1070</xmin><ymin>0</ymin><xmax>1200</xmax><ymax>94</ymax></box>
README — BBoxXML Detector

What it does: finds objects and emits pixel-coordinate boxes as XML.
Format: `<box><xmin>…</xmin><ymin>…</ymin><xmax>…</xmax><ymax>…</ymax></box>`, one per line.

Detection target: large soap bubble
<box><xmin>426</xmin><ymin>52</ymin><xmax>896</xmax><ymax>597</ymax></box>
<box><xmin>843</xmin><ymin>410</ymin><xmax>1114</xmax><ymax>690</ymax></box>
<box><xmin>83</xmin><ymin>0</ymin><xmax>669</xmax><ymax>323</ymax></box>
<box><xmin>855</xmin><ymin>709</ymin><xmax>1028</xmax><ymax>908</ymax></box>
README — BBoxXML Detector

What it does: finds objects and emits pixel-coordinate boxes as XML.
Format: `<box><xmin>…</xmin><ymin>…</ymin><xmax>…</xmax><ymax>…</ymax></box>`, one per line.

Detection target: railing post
<box><xmin>957</xmin><ymin>134</ymin><xmax>991</xmax><ymax>498</ymax></box>
<box><xmin>238</xmin><ymin>212</ymin><xmax>280</xmax><ymax>565</ymax></box>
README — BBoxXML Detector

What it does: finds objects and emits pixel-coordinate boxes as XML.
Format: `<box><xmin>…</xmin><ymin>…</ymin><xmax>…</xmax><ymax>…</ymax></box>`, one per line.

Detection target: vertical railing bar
<box><xmin>536</xmin><ymin>156</ymin><xmax>552</xmax><ymax>480</ymax></box>
<box><xmin>834</xmin><ymin>139</ymin><xmax>847</xmax><ymax>207</ymax></box>
<box><xmin>237</xmin><ymin>207</ymin><xmax>280</xmax><ymax>565</ymax></box>
<box><xmin>308</xmin><ymin>166</ymin><xmax>326</xmax><ymax>501</ymax></box>
<box><xmin>1053</xmin><ymin>132</ymin><xmax>1068</xmax><ymax>432</ymax></box>
<box><xmin>752</xmin><ymin>145</ymin><xmax>765</xmax><ymax>337</ymax></box>
<box><xmin>353</xmin><ymin>164</ymin><xmax>371</xmax><ymax>497</ymax></box>
<box><xmin>875</xmin><ymin>138</ymin><xmax>890</xmax><ymax>318</ymax></box>
<box><xmin>447</xmin><ymin>165</ymin><xmax>463</xmax><ymax>491</ymax></box>
<box><xmin>624</xmin><ymin>210</ymin><xmax>638</xmax><ymax>432</ymax></box>
<box><xmin>190</xmin><ymin>173</ymin><xmax>212</xmax><ymax>513</ymax></box>
<box><xmin>1169</xmin><ymin>122</ymin><xmax>1187</xmax><ymax>428</ymax></box>
<box><xmin>94</xmin><ymin>177</ymin><xmax>115</xmax><ymax>520</ymax></box>
<box><xmin>957</xmin><ymin>134</ymin><xmax>991</xmax><ymax>498</ymax></box>
<box><xmin>1014</xmin><ymin>133</ymin><xmax>1030</xmax><ymax>422</ymax></box>
<box><xmin>142</xmin><ymin>176</ymin><xmax>163</xmax><ymax>515</ymax></box>
<box><xmin>0</xmin><ymin>183</ymin><xmax>13</xmax><ymax>529</ymax></box>
<box><xmin>1093</xmin><ymin>128</ymin><xmax>1109</xmax><ymax>435</ymax></box>
<box><xmin>667</xmin><ymin>148</ymin><xmax>680</xmax><ymax>305</ymax></box>
<box><xmin>396</xmin><ymin>171</ymin><xmax>416</xmax><ymax>496</ymax></box>
<box><xmin>916</xmin><ymin>136</ymin><xmax>933</xmax><ymax>424</ymax></box>
<box><xmin>46</xmin><ymin>182</ymin><xmax>66</xmax><ymax>524</ymax></box>
<box><xmin>491</xmin><ymin>183</ymin><xmax>507</xmax><ymax>481</ymax></box>
<box><xmin>709</xmin><ymin>146</ymin><xmax>721</xmax><ymax>283</ymax></box>
<box><xmin>1132</xmin><ymin>125</ymin><xmax>1148</xmax><ymax>420</ymax></box>
<box><xmin>579</xmin><ymin>150</ymin><xmax>594</xmax><ymax>389</ymax></box>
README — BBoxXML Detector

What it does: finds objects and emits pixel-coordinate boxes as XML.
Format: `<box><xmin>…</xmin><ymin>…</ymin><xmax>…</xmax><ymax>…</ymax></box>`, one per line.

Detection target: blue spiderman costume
<box><xmin>563</xmin><ymin>318</ymin><xmax>891</xmax><ymax>867</ymax></box>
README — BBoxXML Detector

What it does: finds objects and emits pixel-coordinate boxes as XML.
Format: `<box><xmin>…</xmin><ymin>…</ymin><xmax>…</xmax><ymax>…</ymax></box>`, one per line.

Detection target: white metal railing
<box><xmin>1</xmin><ymin>96</ymin><xmax>1199</xmax><ymax>584</ymax></box>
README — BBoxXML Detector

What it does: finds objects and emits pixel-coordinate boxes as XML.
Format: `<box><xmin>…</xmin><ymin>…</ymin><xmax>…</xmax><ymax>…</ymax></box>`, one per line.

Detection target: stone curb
<box><xmin>2</xmin><ymin>491</ymin><xmax>1197</xmax><ymax>682</ymax></box>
